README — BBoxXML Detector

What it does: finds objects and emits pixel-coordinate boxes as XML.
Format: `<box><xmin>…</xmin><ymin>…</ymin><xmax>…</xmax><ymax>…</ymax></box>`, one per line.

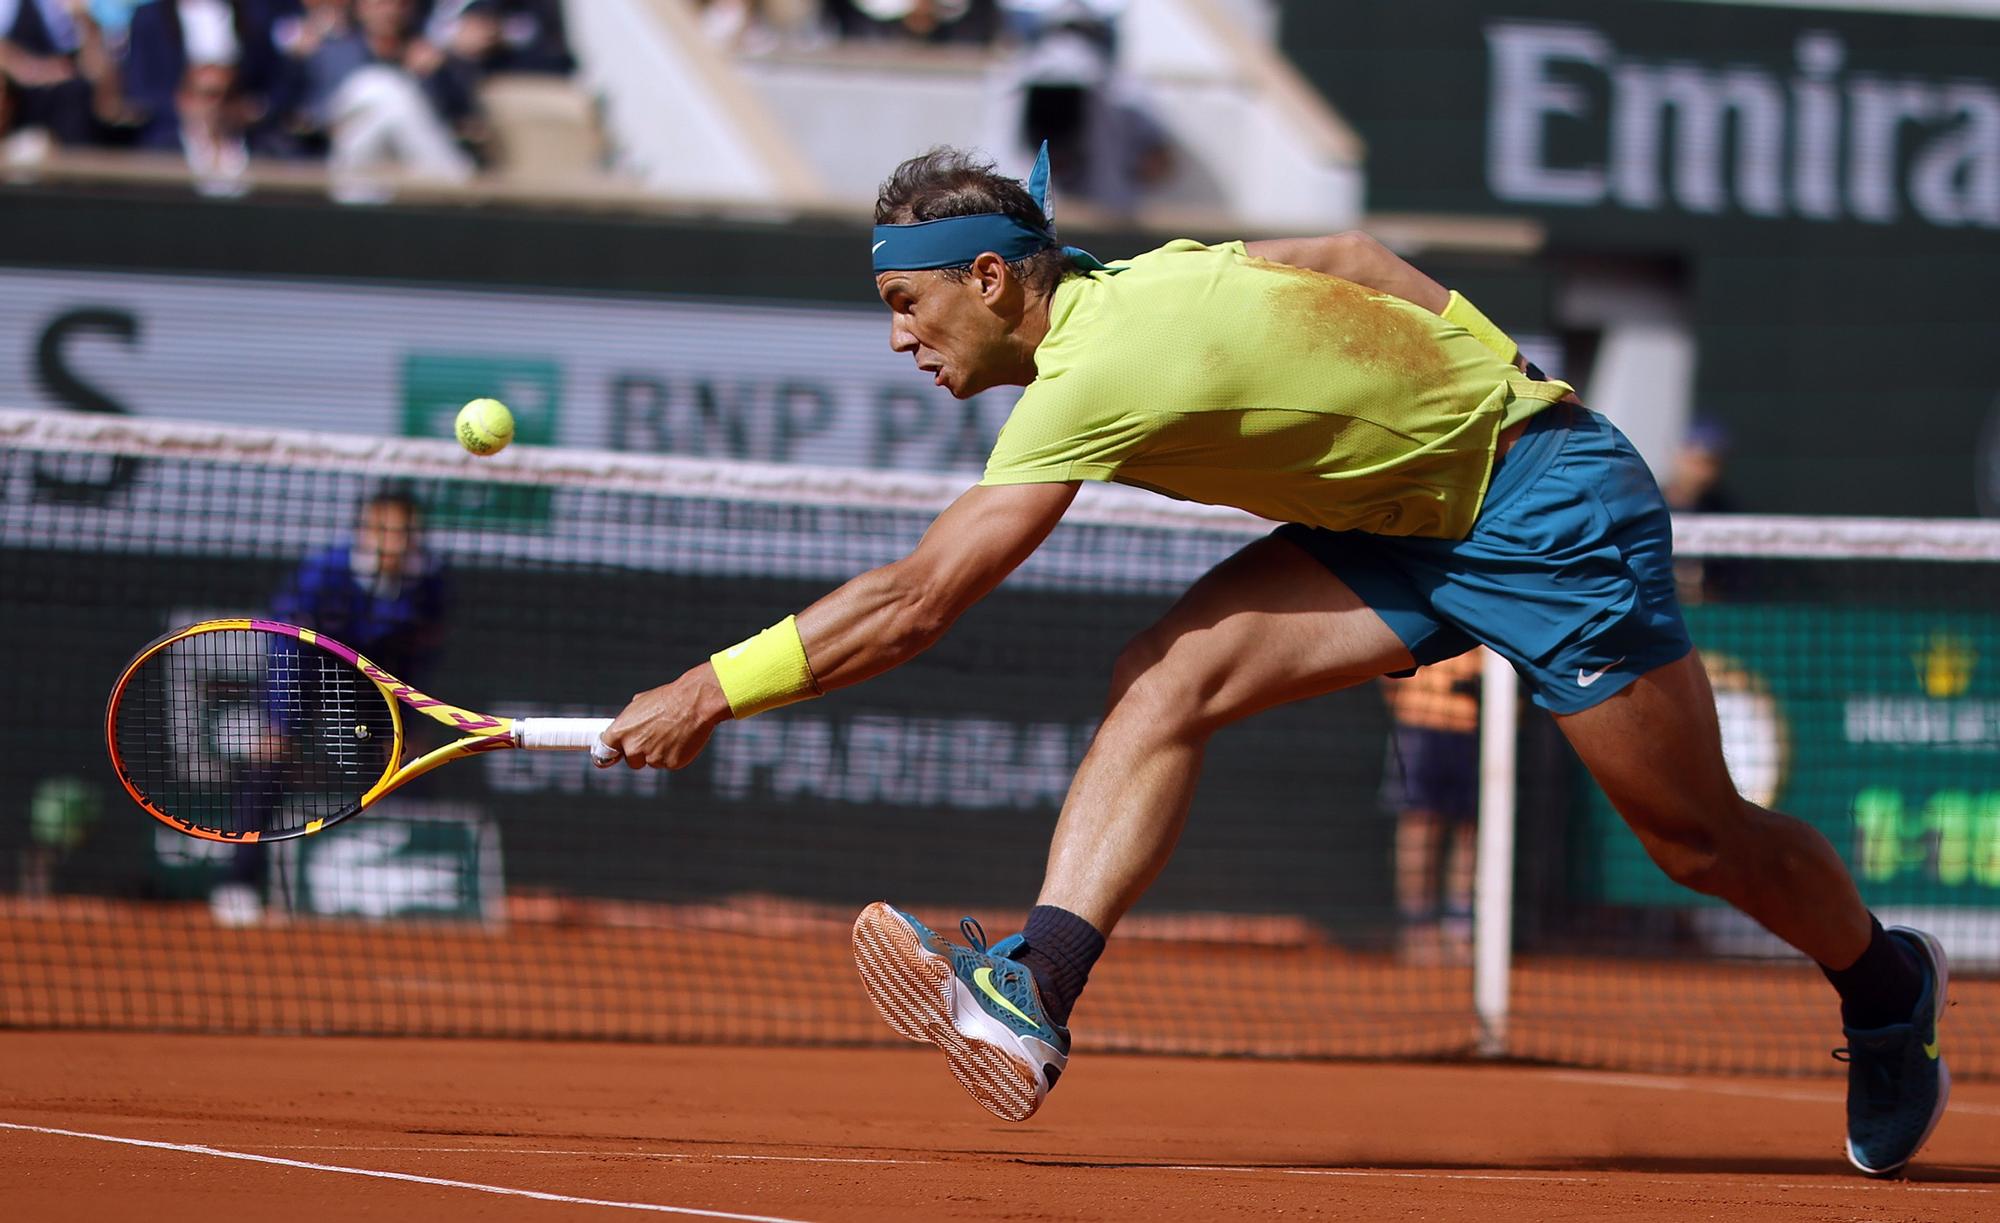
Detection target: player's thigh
<box><xmin>1553</xmin><ymin>648</ymin><xmax>1745</xmax><ymax>843</ymax></box>
<box><xmin>1113</xmin><ymin>534</ymin><xmax>1417</xmax><ymax>726</ymax></box>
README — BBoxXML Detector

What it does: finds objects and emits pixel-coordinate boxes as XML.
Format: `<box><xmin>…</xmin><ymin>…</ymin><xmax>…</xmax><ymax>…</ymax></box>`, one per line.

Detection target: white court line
<box><xmin>1543</xmin><ymin>1069</ymin><xmax>2000</xmax><ymax>1117</ymax></box>
<box><xmin>254</xmin><ymin>1140</ymin><xmax>2000</xmax><ymax>1193</ymax></box>
<box><xmin>256</xmin><ymin>1144</ymin><xmax>936</xmax><ymax>1166</ymax></box>
<box><xmin>17</xmin><ymin>1117</ymin><xmax>1994</xmax><ymax>1202</ymax></box>
<box><xmin>0</xmin><ymin>1122</ymin><xmax>819</xmax><ymax>1222</ymax></box>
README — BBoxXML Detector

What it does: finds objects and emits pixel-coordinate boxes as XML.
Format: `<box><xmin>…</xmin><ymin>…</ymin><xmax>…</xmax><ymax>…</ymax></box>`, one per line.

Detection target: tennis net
<box><xmin>2</xmin><ymin>407</ymin><xmax>1995</xmax><ymax>1078</ymax></box>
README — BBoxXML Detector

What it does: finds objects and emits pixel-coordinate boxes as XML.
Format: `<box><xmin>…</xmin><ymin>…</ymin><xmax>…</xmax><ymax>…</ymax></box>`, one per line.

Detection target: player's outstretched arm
<box><xmin>796</xmin><ymin>479</ymin><xmax>1080</xmax><ymax>689</ymax></box>
<box><xmin>601</xmin><ymin>480</ymin><xmax>1079</xmax><ymax>769</ymax></box>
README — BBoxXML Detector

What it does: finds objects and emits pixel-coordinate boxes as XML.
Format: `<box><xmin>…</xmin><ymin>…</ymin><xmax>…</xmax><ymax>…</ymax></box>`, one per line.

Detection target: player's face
<box><xmin>359</xmin><ymin>501</ymin><xmax>418</xmax><ymax>578</ymax></box>
<box><xmin>874</xmin><ymin>267</ymin><xmax>1015</xmax><ymax>399</ymax></box>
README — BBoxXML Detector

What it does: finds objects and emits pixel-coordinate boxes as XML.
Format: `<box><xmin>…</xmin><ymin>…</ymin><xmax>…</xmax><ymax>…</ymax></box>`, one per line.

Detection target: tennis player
<box><xmin>602</xmin><ymin>145</ymin><xmax>1949</xmax><ymax>1176</ymax></box>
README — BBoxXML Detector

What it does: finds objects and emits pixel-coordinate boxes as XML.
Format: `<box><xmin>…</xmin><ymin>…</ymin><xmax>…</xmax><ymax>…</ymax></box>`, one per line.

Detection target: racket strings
<box><xmin>113</xmin><ymin>629</ymin><xmax>398</xmax><ymax>837</ymax></box>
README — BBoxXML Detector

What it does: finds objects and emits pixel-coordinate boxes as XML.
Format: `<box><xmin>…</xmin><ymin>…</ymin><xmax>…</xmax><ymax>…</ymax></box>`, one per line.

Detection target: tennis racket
<box><xmin>105</xmin><ymin>618</ymin><xmax>618</xmax><ymax>843</ymax></box>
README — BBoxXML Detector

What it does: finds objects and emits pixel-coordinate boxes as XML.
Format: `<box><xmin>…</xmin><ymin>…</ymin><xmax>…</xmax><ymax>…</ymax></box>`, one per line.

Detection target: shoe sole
<box><xmin>852</xmin><ymin>901</ymin><xmax>1042</xmax><ymax>1122</ymax></box>
<box><xmin>1847</xmin><ymin>927</ymin><xmax>1952</xmax><ymax>1177</ymax></box>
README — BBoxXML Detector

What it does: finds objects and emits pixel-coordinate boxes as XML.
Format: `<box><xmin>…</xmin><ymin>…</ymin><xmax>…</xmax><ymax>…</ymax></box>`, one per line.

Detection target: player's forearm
<box><xmin>793</xmin><ymin>560</ymin><xmax>954</xmax><ymax>692</ymax></box>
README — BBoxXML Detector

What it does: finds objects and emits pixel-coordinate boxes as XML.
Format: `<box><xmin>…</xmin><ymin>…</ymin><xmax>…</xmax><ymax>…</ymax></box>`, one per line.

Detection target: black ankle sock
<box><xmin>1011</xmin><ymin>905</ymin><xmax>1105</xmax><ymax>1027</ymax></box>
<box><xmin>1821</xmin><ymin>917</ymin><xmax>1925</xmax><ymax>1030</ymax></box>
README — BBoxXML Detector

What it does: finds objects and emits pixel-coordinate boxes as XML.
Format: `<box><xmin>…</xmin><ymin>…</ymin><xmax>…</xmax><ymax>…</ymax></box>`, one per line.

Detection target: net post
<box><xmin>1473</xmin><ymin>648</ymin><xmax>1518</xmax><ymax>1058</ymax></box>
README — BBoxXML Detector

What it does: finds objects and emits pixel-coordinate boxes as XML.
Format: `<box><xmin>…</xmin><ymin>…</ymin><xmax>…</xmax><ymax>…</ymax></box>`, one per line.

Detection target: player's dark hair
<box><xmin>361</xmin><ymin>482</ymin><xmax>422</xmax><ymax>524</ymax></box>
<box><xmin>874</xmin><ymin>146</ymin><xmax>1076</xmax><ymax>297</ymax></box>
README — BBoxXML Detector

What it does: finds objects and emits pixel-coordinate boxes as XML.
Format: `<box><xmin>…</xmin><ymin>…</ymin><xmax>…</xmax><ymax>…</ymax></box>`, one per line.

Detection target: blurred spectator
<box><xmin>1001</xmin><ymin>0</ymin><xmax>1166</xmax><ymax>213</ymax></box>
<box><xmin>273</xmin><ymin>484</ymin><xmax>449</xmax><ymax>678</ymax></box>
<box><xmin>301</xmin><ymin>0</ymin><xmax>476</xmax><ymax>183</ymax></box>
<box><xmin>82</xmin><ymin>0</ymin><xmax>145</xmax><ymax>42</ymax></box>
<box><xmin>0</xmin><ymin>69</ymin><xmax>44</xmax><ymax>160</ymax></box>
<box><xmin>1379</xmin><ymin>649</ymin><xmax>1486</xmax><ymax>966</ymax></box>
<box><xmin>213</xmin><ymin>485</ymin><xmax>450</xmax><ymax>924</ymax></box>
<box><xmin>425</xmin><ymin>0</ymin><xmax>569</xmax><ymax>77</ymax></box>
<box><xmin>20</xmin><ymin>776</ymin><xmax>101</xmax><ymax>899</ymax></box>
<box><xmin>1664</xmin><ymin>418</ymin><xmax>1750</xmax><ymax>603</ymax></box>
<box><xmin>269</xmin><ymin>0</ymin><xmax>348</xmax><ymax>60</ymax></box>
<box><xmin>825</xmin><ymin>0</ymin><xmax>996</xmax><ymax>45</ymax></box>
<box><xmin>147</xmin><ymin>58</ymin><xmax>250</xmax><ymax>192</ymax></box>
<box><xmin>1664</xmin><ymin>419</ymin><xmax>1737</xmax><ymax>515</ymax></box>
<box><xmin>123</xmin><ymin>0</ymin><xmax>286</xmax><ymax>147</ymax></box>
<box><xmin>0</xmin><ymin>0</ymin><xmax>127</xmax><ymax>145</ymax></box>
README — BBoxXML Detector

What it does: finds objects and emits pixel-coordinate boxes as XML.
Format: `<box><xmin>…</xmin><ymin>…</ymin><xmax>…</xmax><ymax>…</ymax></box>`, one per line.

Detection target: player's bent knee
<box><xmin>1107</xmin><ymin>629</ymin><xmax>1170</xmax><ymax>703</ymax></box>
<box><xmin>1105</xmin><ymin>628</ymin><xmax>1231</xmax><ymax>733</ymax></box>
<box><xmin>1630</xmin><ymin>825</ymin><xmax>1733</xmax><ymax>897</ymax></box>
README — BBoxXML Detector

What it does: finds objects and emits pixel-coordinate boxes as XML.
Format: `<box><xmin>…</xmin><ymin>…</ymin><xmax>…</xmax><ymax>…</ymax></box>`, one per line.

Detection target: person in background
<box><xmin>144</xmin><ymin>58</ymin><xmax>250</xmax><ymax>192</ymax></box>
<box><xmin>1663</xmin><ymin>419</ymin><xmax>1749</xmax><ymax>603</ymax></box>
<box><xmin>425</xmin><ymin>0</ymin><xmax>569</xmax><ymax>78</ymax></box>
<box><xmin>1664</xmin><ymin>419</ymin><xmax>1736</xmax><ymax>516</ymax></box>
<box><xmin>1378</xmin><ymin>648</ymin><xmax>1486</xmax><ymax>966</ymax></box>
<box><xmin>0</xmin><ymin>0</ymin><xmax>127</xmax><ymax>145</ymax></box>
<box><xmin>264</xmin><ymin>0</ymin><xmax>342</xmax><ymax>153</ymax></box>
<box><xmin>269</xmin><ymin>0</ymin><xmax>349</xmax><ymax>62</ymax></box>
<box><xmin>273</xmin><ymin>484</ymin><xmax>449</xmax><ymax>680</ymax></box>
<box><xmin>301</xmin><ymin>0</ymin><xmax>477</xmax><ymax>183</ymax></box>
<box><xmin>122</xmin><ymin>0</ymin><xmax>285</xmax><ymax>147</ymax></box>
<box><xmin>211</xmin><ymin>486</ymin><xmax>450</xmax><ymax>924</ymax></box>
<box><xmin>0</xmin><ymin>69</ymin><xmax>35</xmax><ymax>159</ymax></box>
<box><xmin>1001</xmin><ymin>0</ymin><xmax>1167</xmax><ymax>214</ymax></box>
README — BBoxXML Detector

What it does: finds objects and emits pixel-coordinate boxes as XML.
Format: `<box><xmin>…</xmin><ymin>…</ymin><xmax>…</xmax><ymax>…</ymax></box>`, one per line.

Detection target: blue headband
<box><xmin>871</xmin><ymin>142</ymin><xmax>1115</xmax><ymax>275</ymax></box>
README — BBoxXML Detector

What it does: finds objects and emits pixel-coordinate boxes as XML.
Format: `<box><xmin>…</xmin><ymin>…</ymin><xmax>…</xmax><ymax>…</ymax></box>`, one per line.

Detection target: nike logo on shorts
<box><xmin>1577</xmin><ymin>658</ymin><xmax>1626</xmax><ymax>687</ymax></box>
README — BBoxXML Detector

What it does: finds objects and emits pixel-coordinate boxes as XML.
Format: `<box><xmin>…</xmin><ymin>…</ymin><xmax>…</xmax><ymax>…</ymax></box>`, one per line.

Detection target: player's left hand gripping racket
<box><xmin>105</xmin><ymin>618</ymin><xmax>618</xmax><ymax>842</ymax></box>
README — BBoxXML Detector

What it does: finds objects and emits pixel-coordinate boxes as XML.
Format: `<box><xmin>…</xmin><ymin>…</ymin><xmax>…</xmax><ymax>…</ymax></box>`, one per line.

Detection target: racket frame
<box><xmin>107</xmin><ymin>618</ymin><xmax>535</xmax><ymax>843</ymax></box>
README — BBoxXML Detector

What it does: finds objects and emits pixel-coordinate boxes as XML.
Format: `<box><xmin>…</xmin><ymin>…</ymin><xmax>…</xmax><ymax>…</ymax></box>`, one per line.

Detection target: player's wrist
<box><xmin>709</xmin><ymin>614</ymin><xmax>821</xmax><ymax>719</ymax></box>
<box><xmin>686</xmin><ymin>663</ymin><xmax>736</xmax><ymax>727</ymax></box>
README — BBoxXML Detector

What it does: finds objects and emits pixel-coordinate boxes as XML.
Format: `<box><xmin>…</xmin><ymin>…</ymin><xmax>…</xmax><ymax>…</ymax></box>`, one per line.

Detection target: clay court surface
<box><xmin>4</xmin><ymin>1032</ymin><xmax>1998</xmax><ymax>1222</ymax></box>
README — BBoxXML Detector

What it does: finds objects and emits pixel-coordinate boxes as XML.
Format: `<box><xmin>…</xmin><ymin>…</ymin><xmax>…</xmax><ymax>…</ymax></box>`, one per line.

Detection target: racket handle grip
<box><xmin>514</xmin><ymin>717</ymin><xmax>620</xmax><ymax>765</ymax></box>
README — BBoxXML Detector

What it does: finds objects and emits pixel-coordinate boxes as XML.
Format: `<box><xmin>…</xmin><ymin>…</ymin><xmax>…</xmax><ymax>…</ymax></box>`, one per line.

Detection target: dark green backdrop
<box><xmin>1279</xmin><ymin>0</ymin><xmax>2000</xmax><ymax>519</ymax></box>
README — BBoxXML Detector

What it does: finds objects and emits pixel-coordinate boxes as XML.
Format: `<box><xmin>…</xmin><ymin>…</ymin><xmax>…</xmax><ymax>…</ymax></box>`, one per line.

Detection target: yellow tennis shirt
<box><xmin>980</xmin><ymin>239</ymin><xmax>1573</xmax><ymax>539</ymax></box>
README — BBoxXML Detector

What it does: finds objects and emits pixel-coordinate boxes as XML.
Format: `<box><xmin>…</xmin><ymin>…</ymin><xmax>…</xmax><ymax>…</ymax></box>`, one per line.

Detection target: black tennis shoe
<box><xmin>1837</xmin><ymin>926</ymin><xmax>1949</xmax><ymax>1177</ymax></box>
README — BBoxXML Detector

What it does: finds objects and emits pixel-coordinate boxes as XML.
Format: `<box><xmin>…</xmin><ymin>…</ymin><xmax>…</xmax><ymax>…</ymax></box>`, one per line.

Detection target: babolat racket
<box><xmin>105</xmin><ymin>618</ymin><xmax>618</xmax><ymax>842</ymax></box>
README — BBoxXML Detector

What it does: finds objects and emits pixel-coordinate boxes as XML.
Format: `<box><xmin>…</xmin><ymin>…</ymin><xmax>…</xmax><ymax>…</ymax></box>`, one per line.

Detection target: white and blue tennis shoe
<box><xmin>852</xmin><ymin>901</ymin><xmax>1069</xmax><ymax>1121</ymax></box>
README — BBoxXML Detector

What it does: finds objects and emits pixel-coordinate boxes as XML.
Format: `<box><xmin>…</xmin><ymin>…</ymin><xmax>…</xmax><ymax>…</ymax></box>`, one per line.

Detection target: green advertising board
<box><xmin>149</xmin><ymin>803</ymin><xmax>501</xmax><ymax>920</ymax></box>
<box><xmin>1581</xmin><ymin>604</ymin><xmax>2000</xmax><ymax>908</ymax></box>
<box><xmin>401</xmin><ymin>353</ymin><xmax>560</xmax><ymax>529</ymax></box>
<box><xmin>285</xmin><ymin>804</ymin><xmax>501</xmax><ymax>921</ymax></box>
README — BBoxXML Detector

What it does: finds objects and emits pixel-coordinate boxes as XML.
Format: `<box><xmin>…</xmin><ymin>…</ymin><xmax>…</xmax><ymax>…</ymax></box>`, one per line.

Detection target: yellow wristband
<box><xmin>710</xmin><ymin>615</ymin><xmax>820</xmax><ymax>719</ymax></box>
<box><xmin>1442</xmin><ymin>290</ymin><xmax>1519</xmax><ymax>366</ymax></box>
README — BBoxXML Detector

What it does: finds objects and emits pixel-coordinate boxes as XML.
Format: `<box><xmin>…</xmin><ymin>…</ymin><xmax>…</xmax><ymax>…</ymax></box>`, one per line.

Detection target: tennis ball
<box><xmin>455</xmin><ymin>398</ymin><xmax>515</xmax><ymax>456</ymax></box>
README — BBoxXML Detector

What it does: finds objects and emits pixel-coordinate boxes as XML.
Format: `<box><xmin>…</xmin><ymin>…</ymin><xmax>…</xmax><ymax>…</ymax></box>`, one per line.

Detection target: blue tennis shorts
<box><xmin>1276</xmin><ymin>402</ymin><xmax>1693</xmax><ymax>714</ymax></box>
